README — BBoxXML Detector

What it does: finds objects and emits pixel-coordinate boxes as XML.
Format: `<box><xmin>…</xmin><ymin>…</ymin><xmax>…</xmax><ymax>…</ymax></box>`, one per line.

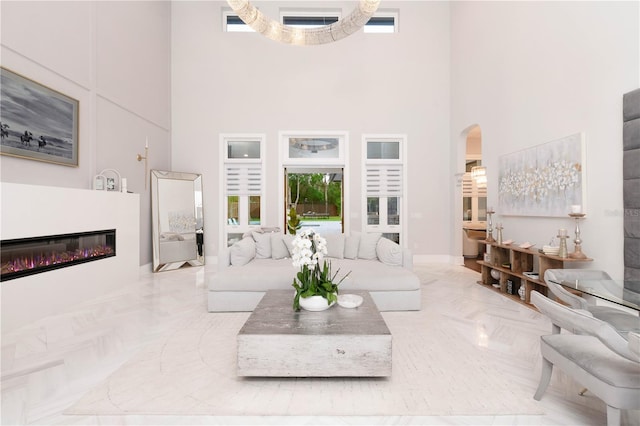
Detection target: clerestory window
<box><xmin>364</xmin><ymin>14</ymin><xmax>397</xmax><ymax>33</ymax></box>
<box><xmin>223</xmin><ymin>10</ymin><xmax>397</xmax><ymax>34</ymax></box>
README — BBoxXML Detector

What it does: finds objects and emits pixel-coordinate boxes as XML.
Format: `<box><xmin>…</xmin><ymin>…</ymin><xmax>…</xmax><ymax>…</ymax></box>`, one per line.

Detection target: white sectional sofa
<box><xmin>208</xmin><ymin>230</ymin><xmax>421</xmax><ymax>312</ymax></box>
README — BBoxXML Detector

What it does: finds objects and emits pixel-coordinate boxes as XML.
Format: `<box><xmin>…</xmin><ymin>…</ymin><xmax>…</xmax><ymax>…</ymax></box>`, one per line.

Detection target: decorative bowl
<box><xmin>337</xmin><ymin>294</ymin><xmax>364</xmax><ymax>309</ymax></box>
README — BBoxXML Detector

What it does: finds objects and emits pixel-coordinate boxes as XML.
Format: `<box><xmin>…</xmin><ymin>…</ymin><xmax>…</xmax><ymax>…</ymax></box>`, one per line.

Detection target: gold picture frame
<box><xmin>0</xmin><ymin>67</ymin><xmax>79</xmax><ymax>167</ymax></box>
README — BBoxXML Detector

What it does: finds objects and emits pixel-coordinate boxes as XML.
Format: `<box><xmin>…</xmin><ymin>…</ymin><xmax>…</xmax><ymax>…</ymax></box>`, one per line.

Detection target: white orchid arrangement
<box><xmin>291</xmin><ymin>229</ymin><xmax>350</xmax><ymax>311</ymax></box>
<box><xmin>292</xmin><ymin>229</ymin><xmax>327</xmax><ymax>268</ymax></box>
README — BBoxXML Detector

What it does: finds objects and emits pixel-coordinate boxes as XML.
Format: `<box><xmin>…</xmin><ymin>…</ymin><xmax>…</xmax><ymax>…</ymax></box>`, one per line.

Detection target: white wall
<box><xmin>451</xmin><ymin>1</ymin><xmax>639</xmax><ymax>275</ymax></box>
<box><xmin>171</xmin><ymin>1</ymin><xmax>452</xmax><ymax>260</ymax></box>
<box><xmin>0</xmin><ymin>1</ymin><xmax>172</xmax><ymax>266</ymax></box>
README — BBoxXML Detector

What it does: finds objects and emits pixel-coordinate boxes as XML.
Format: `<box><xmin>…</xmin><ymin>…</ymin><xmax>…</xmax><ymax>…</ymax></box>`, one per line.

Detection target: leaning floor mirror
<box><xmin>151</xmin><ymin>170</ymin><xmax>204</xmax><ymax>272</ymax></box>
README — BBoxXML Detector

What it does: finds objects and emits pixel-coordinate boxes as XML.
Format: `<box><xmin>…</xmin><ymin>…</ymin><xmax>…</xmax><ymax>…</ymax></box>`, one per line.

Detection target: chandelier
<box><xmin>471</xmin><ymin>166</ymin><xmax>487</xmax><ymax>185</ymax></box>
<box><xmin>226</xmin><ymin>0</ymin><xmax>381</xmax><ymax>45</ymax></box>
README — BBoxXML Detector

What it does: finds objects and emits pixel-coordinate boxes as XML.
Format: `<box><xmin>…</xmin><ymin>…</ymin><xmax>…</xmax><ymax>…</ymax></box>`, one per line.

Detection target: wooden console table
<box><xmin>477</xmin><ymin>240</ymin><xmax>593</xmax><ymax>307</ymax></box>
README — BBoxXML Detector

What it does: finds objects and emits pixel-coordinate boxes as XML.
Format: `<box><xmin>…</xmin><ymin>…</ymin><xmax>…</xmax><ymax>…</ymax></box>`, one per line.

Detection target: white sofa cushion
<box><xmin>358</xmin><ymin>232</ymin><xmax>381</xmax><ymax>260</ymax></box>
<box><xmin>282</xmin><ymin>234</ymin><xmax>295</xmax><ymax>256</ymax></box>
<box><xmin>376</xmin><ymin>237</ymin><xmax>403</xmax><ymax>266</ymax></box>
<box><xmin>324</xmin><ymin>233</ymin><xmax>345</xmax><ymax>259</ymax></box>
<box><xmin>344</xmin><ymin>233</ymin><xmax>360</xmax><ymax>259</ymax></box>
<box><xmin>338</xmin><ymin>259</ymin><xmax>418</xmax><ymax>291</ymax></box>
<box><xmin>230</xmin><ymin>237</ymin><xmax>256</xmax><ymax>266</ymax></box>
<box><xmin>271</xmin><ymin>233</ymin><xmax>290</xmax><ymax>260</ymax></box>
<box><xmin>252</xmin><ymin>231</ymin><xmax>272</xmax><ymax>259</ymax></box>
<box><xmin>213</xmin><ymin>259</ymin><xmax>295</xmax><ymax>291</ymax></box>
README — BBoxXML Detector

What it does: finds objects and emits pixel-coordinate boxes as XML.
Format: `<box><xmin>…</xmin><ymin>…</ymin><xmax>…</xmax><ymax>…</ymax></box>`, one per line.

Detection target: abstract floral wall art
<box><xmin>498</xmin><ymin>133</ymin><xmax>585</xmax><ymax>217</ymax></box>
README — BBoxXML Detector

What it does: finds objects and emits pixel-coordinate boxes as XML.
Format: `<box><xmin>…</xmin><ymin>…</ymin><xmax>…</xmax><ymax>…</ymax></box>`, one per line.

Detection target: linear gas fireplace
<box><xmin>1</xmin><ymin>229</ymin><xmax>116</xmax><ymax>282</ymax></box>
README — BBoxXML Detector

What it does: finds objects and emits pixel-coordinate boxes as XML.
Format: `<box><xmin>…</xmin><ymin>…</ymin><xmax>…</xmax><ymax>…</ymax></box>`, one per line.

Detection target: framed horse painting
<box><xmin>0</xmin><ymin>67</ymin><xmax>79</xmax><ymax>167</ymax></box>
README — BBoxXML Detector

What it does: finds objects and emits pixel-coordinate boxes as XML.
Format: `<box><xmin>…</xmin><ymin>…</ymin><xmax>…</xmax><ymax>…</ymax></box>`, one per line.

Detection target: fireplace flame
<box><xmin>2</xmin><ymin>245</ymin><xmax>114</xmax><ymax>275</ymax></box>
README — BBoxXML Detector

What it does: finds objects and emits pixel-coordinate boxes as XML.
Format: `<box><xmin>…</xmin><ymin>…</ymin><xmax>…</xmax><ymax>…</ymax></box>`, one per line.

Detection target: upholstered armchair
<box><xmin>531</xmin><ymin>291</ymin><xmax>640</xmax><ymax>426</ymax></box>
<box><xmin>543</xmin><ymin>269</ymin><xmax>640</xmax><ymax>336</ymax></box>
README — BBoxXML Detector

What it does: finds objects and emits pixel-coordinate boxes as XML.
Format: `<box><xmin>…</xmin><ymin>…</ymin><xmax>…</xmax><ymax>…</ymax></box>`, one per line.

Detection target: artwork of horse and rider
<box><xmin>1</xmin><ymin>67</ymin><xmax>79</xmax><ymax>167</ymax></box>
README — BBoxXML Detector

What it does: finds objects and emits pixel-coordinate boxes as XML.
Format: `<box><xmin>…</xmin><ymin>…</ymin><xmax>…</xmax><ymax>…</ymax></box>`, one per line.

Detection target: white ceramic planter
<box><xmin>299</xmin><ymin>295</ymin><xmax>336</xmax><ymax>311</ymax></box>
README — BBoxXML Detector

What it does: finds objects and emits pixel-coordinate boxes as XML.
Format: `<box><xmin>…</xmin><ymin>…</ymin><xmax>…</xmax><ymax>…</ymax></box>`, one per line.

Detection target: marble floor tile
<box><xmin>1</xmin><ymin>263</ymin><xmax>638</xmax><ymax>425</ymax></box>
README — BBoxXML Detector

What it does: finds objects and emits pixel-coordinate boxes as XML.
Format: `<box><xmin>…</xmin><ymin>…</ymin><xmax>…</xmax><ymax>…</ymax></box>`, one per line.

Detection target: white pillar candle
<box><xmin>570</xmin><ymin>205</ymin><xmax>581</xmax><ymax>213</ymax></box>
<box><xmin>121</xmin><ymin>178</ymin><xmax>127</xmax><ymax>193</ymax></box>
<box><xmin>558</xmin><ymin>228</ymin><xmax>567</xmax><ymax>237</ymax></box>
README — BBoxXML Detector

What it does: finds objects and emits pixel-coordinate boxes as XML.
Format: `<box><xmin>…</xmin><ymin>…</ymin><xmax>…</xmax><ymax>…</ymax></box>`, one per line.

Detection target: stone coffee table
<box><xmin>237</xmin><ymin>290</ymin><xmax>392</xmax><ymax>377</ymax></box>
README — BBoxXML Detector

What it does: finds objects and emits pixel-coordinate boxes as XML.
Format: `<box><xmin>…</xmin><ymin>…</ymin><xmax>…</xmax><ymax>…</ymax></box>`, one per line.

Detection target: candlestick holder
<box><xmin>568</xmin><ymin>213</ymin><xmax>587</xmax><ymax>259</ymax></box>
<box><xmin>496</xmin><ymin>223</ymin><xmax>503</xmax><ymax>244</ymax></box>
<box><xmin>557</xmin><ymin>234</ymin><xmax>569</xmax><ymax>258</ymax></box>
<box><xmin>486</xmin><ymin>209</ymin><xmax>496</xmax><ymax>242</ymax></box>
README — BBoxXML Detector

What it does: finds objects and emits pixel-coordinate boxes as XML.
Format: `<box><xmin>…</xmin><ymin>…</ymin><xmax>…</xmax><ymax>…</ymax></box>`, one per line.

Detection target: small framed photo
<box><xmin>106</xmin><ymin>177</ymin><xmax>116</xmax><ymax>191</ymax></box>
<box><xmin>93</xmin><ymin>175</ymin><xmax>106</xmax><ymax>191</ymax></box>
<box><xmin>0</xmin><ymin>67</ymin><xmax>79</xmax><ymax>167</ymax></box>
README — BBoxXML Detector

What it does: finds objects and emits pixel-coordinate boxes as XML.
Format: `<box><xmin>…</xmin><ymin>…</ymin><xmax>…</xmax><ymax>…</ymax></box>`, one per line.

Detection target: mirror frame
<box><xmin>151</xmin><ymin>170</ymin><xmax>204</xmax><ymax>272</ymax></box>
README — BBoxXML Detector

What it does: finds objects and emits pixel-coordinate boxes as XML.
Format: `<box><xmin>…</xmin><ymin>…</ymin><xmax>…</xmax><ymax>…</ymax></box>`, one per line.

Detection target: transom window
<box><xmin>227</xmin><ymin>140</ymin><xmax>261</xmax><ymax>159</ymax></box>
<box><xmin>367</xmin><ymin>140</ymin><xmax>400</xmax><ymax>160</ymax></box>
<box><xmin>283</xmin><ymin>132</ymin><xmax>346</xmax><ymax>165</ymax></box>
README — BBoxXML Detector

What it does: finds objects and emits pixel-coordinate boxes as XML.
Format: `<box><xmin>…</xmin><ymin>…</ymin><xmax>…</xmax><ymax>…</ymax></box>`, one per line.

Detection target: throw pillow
<box><xmin>252</xmin><ymin>231</ymin><xmax>272</xmax><ymax>259</ymax></box>
<box><xmin>271</xmin><ymin>233</ymin><xmax>290</xmax><ymax>260</ymax></box>
<box><xmin>324</xmin><ymin>233</ymin><xmax>345</xmax><ymax>259</ymax></box>
<box><xmin>230</xmin><ymin>237</ymin><xmax>256</xmax><ymax>266</ymax></box>
<box><xmin>376</xmin><ymin>237</ymin><xmax>403</xmax><ymax>266</ymax></box>
<box><xmin>344</xmin><ymin>232</ymin><xmax>360</xmax><ymax>259</ymax></box>
<box><xmin>358</xmin><ymin>232</ymin><xmax>382</xmax><ymax>260</ymax></box>
<box><xmin>282</xmin><ymin>234</ymin><xmax>295</xmax><ymax>256</ymax></box>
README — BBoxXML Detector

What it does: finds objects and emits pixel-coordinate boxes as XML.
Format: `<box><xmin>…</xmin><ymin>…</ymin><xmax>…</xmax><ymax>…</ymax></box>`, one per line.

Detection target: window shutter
<box><xmin>366</xmin><ymin>165</ymin><xmax>403</xmax><ymax>196</ymax></box>
<box><xmin>225</xmin><ymin>164</ymin><xmax>262</xmax><ymax>195</ymax></box>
